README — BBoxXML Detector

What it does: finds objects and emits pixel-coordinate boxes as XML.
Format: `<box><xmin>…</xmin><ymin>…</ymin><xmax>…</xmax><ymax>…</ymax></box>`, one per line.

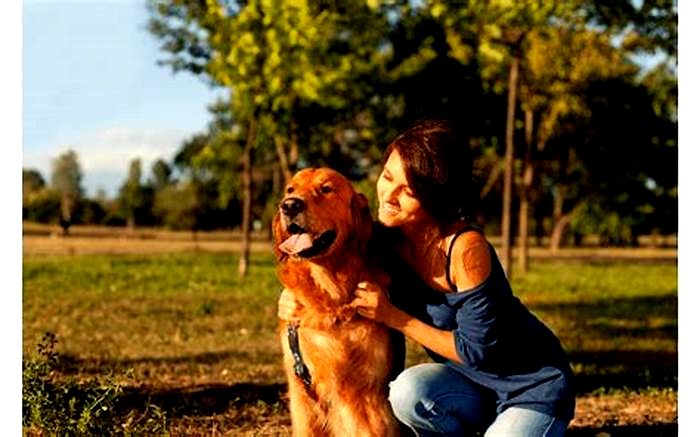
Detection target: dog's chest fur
<box><xmin>279</xmin><ymin>258</ymin><xmax>368</xmax><ymax>329</ymax></box>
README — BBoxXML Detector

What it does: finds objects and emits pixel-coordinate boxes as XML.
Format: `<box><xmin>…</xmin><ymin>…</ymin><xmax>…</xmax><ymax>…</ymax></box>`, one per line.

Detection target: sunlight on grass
<box><xmin>23</xmin><ymin>251</ymin><xmax>677</xmax><ymax>433</ymax></box>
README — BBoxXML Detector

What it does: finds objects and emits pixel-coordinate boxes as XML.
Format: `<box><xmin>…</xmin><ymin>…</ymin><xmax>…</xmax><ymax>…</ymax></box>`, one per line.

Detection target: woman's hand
<box><xmin>352</xmin><ymin>281</ymin><xmax>396</xmax><ymax>326</ymax></box>
<box><xmin>278</xmin><ymin>288</ymin><xmax>301</xmax><ymax>322</ymax></box>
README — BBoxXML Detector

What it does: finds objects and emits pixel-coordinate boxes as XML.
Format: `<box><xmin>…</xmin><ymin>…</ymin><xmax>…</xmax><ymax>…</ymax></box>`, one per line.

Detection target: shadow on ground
<box><xmin>530</xmin><ymin>294</ymin><xmax>678</xmax><ymax>395</ymax></box>
<box><xmin>565</xmin><ymin>424</ymin><xmax>678</xmax><ymax>436</ymax></box>
<box><xmin>115</xmin><ymin>382</ymin><xmax>676</xmax><ymax>435</ymax></box>
<box><xmin>118</xmin><ymin>382</ymin><xmax>287</xmax><ymax>418</ymax></box>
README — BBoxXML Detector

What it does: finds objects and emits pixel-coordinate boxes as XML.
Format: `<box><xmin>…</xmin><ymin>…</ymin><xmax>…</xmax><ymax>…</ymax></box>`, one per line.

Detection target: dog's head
<box><xmin>272</xmin><ymin>168</ymin><xmax>373</xmax><ymax>262</ymax></box>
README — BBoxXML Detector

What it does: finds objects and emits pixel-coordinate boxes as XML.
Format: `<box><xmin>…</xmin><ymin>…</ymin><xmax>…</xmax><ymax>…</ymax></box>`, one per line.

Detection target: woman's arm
<box><xmin>352</xmin><ymin>231</ymin><xmax>493</xmax><ymax>365</ymax></box>
<box><xmin>353</xmin><ymin>282</ymin><xmax>464</xmax><ymax>364</ymax></box>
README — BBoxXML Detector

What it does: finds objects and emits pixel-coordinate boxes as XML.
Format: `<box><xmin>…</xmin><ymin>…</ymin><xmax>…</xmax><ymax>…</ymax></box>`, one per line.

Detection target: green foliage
<box><xmin>50</xmin><ymin>149</ymin><xmax>84</xmax><ymax>199</ymax></box>
<box><xmin>153</xmin><ymin>182</ymin><xmax>205</xmax><ymax>231</ymax></box>
<box><xmin>148</xmin><ymin>158</ymin><xmax>173</xmax><ymax>191</ymax></box>
<box><xmin>23</xmin><ymin>188</ymin><xmax>61</xmax><ymax>223</ymax></box>
<box><xmin>117</xmin><ymin>158</ymin><xmax>157</xmax><ymax>227</ymax></box>
<box><xmin>571</xmin><ymin>199</ymin><xmax>635</xmax><ymax>243</ymax></box>
<box><xmin>22</xmin><ymin>332</ymin><xmax>168</xmax><ymax>435</ymax></box>
<box><xmin>23</xmin><ymin>169</ymin><xmax>46</xmax><ymax>196</ymax></box>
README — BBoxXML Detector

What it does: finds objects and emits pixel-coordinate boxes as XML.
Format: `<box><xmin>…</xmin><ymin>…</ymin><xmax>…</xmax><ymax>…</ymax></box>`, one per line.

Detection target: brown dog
<box><xmin>272</xmin><ymin>167</ymin><xmax>401</xmax><ymax>437</ymax></box>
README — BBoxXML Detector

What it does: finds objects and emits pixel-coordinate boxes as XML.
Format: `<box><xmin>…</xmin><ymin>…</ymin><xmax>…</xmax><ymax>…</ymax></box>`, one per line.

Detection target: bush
<box><xmin>22</xmin><ymin>332</ymin><xmax>168</xmax><ymax>436</ymax></box>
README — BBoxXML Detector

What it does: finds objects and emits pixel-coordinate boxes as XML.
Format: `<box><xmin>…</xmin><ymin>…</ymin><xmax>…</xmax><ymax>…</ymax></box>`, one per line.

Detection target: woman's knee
<box><xmin>388</xmin><ymin>363</ymin><xmax>443</xmax><ymax>417</ymax></box>
<box><xmin>388</xmin><ymin>363</ymin><xmax>495</xmax><ymax>435</ymax></box>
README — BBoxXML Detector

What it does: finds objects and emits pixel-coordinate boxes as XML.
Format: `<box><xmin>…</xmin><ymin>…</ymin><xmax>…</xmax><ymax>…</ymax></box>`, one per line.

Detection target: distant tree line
<box><xmin>22</xmin><ymin>154</ymin><xmax>242</xmax><ymax>234</ymax></box>
<box><xmin>23</xmin><ymin>0</ymin><xmax>677</xmax><ymax>276</ymax></box>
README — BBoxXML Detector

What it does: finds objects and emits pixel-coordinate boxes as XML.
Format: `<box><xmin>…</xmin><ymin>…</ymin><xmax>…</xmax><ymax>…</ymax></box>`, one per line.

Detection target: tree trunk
<box><xmin>517</xmin><ymin>108</ymin><xmax>534</xmax><ymax>273</ymax></box>
<box><xmin>289</xmin><ymin>118</ymin><xmax>299</xmax><ymax>171</ymax></box>
<box><xmin>126</xmin><ymin>210</ymin><xmax>137</xmax><ymax>236</ymax></box>
<box><xmin>60</xmin><ymin>195</ymin><xmax>73</xmax><ymax>236</ymax></box>
<box><xmin>479</xmin><ymin>162</ymin><xmax>502</xmax><ymax>199</ymax></box>
<box><xmin>550</xmin><ymin>212</ymin><xmax>572</xmax><ymax>252</ymax></box>
<box><xmin>238</xmin><ymin>116</ymin><xmax>257</xmax><ymax>280</ymax></box>
<box><xmin>549</xmin><ymin>184</ymin><xmax>568</xmax><ymax>253</ymax></box>
<box><xmin>273</xmin><ymin>136</ymin><xmax>293</xmax><ymax>183</ymax></box>
<box><xmin>500</xmin><ymin>54</ymin><xmax>519</xmax><ymax>277</ymax></box>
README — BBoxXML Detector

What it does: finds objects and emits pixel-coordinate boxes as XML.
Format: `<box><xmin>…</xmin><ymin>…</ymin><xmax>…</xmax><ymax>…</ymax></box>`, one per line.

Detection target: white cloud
<box><xmin>23</xmin><ymin>125</ymin><xmax>203</xmax><ymax>198</ymax></box>
<box><xmin>78</xmin><ymin>127</ymin><xmax>189</xmax><ymax>172</ymax></box>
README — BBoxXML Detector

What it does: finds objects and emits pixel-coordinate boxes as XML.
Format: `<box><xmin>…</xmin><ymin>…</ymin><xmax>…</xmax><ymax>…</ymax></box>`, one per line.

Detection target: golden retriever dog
<box><xmin>272</xmin><ymin>167</ymin><xmax>401</xmax><ymax>437</ymax></box>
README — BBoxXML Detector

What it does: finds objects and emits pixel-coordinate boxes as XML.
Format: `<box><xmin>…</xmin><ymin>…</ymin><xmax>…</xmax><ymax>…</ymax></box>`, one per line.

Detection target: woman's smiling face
<box><xmin>376</xmin><ymin>149</ymin><xmax>431</xmax><ymax>228</ymax></box>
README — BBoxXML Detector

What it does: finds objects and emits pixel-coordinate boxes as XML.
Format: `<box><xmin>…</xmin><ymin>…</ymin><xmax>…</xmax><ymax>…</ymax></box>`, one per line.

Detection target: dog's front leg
<box><xmin>327</xmin><ymin>392</ymin><xmax>400</xmax><ymax>437</ymax></box>
<box><xmin>281</xmin><ymin>329</ymin><xmax>326</xmax><ymax>437</ymax></box>
<box><xmin>287</xmin><ymin>377</ymin><xmax>325</xmax><ymax>437</ymax></box>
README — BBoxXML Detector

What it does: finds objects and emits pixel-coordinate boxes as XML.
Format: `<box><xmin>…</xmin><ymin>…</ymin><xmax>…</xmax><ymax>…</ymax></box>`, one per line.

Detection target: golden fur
<box><xmin>272</xmin><ymin>168</ymin><xmax>400</xmax><ymax>437</ymax></box>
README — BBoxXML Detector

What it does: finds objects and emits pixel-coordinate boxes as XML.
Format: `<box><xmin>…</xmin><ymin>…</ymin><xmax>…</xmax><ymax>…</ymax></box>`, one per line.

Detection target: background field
<box><xmin>22</xmin><ymin>227</ymin><xmax>678</xmax><ymax>436</ymax></box>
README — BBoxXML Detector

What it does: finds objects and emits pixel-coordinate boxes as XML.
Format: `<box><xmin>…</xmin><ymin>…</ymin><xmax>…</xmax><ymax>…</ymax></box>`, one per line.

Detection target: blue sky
<box><xmin>23</xmin><ymin>0</ymin><xmax>223</xmax><ymax>198</ymax></box>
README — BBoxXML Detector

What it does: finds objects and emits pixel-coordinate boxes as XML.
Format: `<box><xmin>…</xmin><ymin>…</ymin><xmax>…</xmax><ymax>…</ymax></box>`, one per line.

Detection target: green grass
<box><xmin>510</xmin><ymin>261</ymin><xmax>678</xmax><ymax>394</ymax></box>
<box><xmin>23</xmin><ymin>252</ymin><xmax>678</xmax><ymax>434</ymax></box>
<box><xmin>23</xmin><ymin>253</ymin><xmax>284</xmax><ymax>383</ymax></box>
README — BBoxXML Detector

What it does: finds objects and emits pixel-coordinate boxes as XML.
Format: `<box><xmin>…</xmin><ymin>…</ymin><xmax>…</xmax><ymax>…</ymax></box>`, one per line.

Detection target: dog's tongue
<box><xmin>279</xmin><ymin>233</ymin><xmax>314</xmax><ymax>255</ymax></box>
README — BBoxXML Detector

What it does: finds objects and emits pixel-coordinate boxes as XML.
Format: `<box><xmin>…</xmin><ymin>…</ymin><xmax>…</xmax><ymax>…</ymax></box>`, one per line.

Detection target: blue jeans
<box><xmin>388</xmin><ymin>363</ymin><xmax>569</xmax><ymax>436</ymax></box>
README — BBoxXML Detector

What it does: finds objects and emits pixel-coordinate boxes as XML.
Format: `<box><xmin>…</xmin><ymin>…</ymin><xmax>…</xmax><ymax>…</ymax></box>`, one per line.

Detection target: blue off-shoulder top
<box><xmin>374</xmin><ymin>225</ymin><xmax>576</xmax><ymax>421</ymax></box>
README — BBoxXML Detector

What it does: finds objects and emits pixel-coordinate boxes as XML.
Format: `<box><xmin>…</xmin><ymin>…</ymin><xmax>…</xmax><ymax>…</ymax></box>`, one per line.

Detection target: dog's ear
<box><xmin>352</xmin><ymin>192</ymin><xmax>374</xmax><ymax>254</ymax></box>
<box><xmin>271</xmin><ymin>211</ymin><xmax>287</xmax><ymax>263</ymax></box>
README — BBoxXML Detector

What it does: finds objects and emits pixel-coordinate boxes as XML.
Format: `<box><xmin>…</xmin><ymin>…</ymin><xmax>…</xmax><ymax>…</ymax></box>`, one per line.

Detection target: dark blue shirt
<box><xmin>374</xmin><ymin>225</ymin><xmax>576</xmax><ymax>421</ymax></box>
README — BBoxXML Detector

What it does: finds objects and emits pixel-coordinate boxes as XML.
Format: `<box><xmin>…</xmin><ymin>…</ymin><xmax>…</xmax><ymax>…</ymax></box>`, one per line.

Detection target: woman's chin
<box><xmin>377</xmin><ymin>212</ymin><xmax>401</xmax><ymax>228</ymax></box>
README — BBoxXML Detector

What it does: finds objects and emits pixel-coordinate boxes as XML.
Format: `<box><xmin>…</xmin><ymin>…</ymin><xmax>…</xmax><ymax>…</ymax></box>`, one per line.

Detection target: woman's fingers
<box><xmin>278</xmin><ymin>288</ymin><xmax>300</xmax><ymax>321</ymax></box>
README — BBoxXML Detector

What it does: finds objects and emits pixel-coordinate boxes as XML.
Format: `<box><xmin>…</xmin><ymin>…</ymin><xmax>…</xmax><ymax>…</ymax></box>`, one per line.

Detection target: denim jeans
<box><xmin>388</xmin><ymin>363</ymin><xmax>569</xmax><ymax>437</ymax></box>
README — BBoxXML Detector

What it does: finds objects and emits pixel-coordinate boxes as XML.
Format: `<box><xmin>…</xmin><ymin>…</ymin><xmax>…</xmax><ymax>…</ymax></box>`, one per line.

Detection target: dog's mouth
<box><xmin>278</xmin><ymin>225</ymin><xmax>337</xmax><ymax>259</ymax></box>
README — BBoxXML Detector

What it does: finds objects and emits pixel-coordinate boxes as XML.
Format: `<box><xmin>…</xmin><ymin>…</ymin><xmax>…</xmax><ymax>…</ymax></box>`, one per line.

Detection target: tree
<box><xmin>117</xmin><ymin>158</ymin><xmax>153</xmax><ymax>231</ymax></box>
<box><xmin>428</xmin><ymin>0</ymin><xmax>677</xmax><ymax>268</ymax></box>
<box><xmin>153</xmin><ymin>181</ymin><xmax>205</xmax><ymax>237</ymax></box>
<box><xmin>148</xmin><ymin>158</ymin><xmax>173</xmax><ymax>191</ymax></box>
<box><xmin>517</xmin><ymin>25</ymin><xmax>638</xmax><ymax>257</ymax></box>
<box><xmin>583</xmin><ymin>0</ymin><xmax>677</xmax><ymax>60</ymax></box>
<box><xmin>552</xmin><ymin>75</ymin><xmax>677</xmax><ymax>247</ymax></box>
<box><xmin>23</xmin><ymin>169</ymin><xmax>45</xmax><ymax>197</ymax></box>
<box><xmin>148</xmin><ymin>0</ymin><xmax>394</xmax><ymax>278</ymax></box>
<box><xmin>50</xmin><ymin>150</ymin><xmax>84</xmax><ymax>235</ymax></box>
<box><xmin>23</xmin><ymin>169</ymin><xmax>60</xmax><ymax>224</ymax></box>
<box><xmin>428</xmin><ymin>0</ymin><xmax>588</xmax><ymax>275</ymax></box>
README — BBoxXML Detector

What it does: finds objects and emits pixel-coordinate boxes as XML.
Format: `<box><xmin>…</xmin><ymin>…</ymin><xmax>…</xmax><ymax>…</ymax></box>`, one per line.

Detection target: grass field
<box><xmin>22</xmin><ymin>228</ymin><xmax>678</xmax><ymax>436</ymax></box>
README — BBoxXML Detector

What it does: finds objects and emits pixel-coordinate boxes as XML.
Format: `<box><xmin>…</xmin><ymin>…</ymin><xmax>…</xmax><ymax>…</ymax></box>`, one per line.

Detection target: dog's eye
<box><xmin>286</xmin><ymin>186</ymin><xmax>295</xmax><ymax>194</ymax></box>
<box><xmin>320</xmin><ymin>184</ymin><xmax>333</xmax><ymax>194</ymax></box>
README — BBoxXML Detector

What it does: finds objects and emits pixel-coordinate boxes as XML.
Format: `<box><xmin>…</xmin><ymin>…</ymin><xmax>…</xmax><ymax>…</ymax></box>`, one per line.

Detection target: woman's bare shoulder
<box><xmin>448</xmin><ymin>230</ymin><xmax>492</xmax><ymax>291</ymax></box>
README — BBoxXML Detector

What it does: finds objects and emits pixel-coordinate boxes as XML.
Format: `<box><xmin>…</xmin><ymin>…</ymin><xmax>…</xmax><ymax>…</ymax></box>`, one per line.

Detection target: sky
<box><xmin>22</xmin><ymin>0</ymin><xmax>224</xmax><ymax>198</ymax></box>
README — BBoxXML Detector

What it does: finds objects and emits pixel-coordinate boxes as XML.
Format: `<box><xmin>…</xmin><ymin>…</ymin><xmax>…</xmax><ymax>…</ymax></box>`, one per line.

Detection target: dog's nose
<box><xmin>281</xmin><ymin>197</ymin><xmax>304</xmax><ymax>217</ymax></box>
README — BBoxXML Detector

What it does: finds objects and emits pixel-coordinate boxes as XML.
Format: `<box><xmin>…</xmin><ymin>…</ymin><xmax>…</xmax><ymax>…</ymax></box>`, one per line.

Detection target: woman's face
<box><xmin>376</xmin><ymin>149</ymin><xmax>431</xmax><ymax>228</ymax></box>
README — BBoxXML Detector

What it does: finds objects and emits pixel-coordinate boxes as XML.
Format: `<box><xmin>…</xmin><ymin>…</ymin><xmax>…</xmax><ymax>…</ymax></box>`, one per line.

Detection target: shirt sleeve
<box><xmin>451</xmin><ymin>278</ymin><xmax>506</xmax><ymax>369</ymax></box>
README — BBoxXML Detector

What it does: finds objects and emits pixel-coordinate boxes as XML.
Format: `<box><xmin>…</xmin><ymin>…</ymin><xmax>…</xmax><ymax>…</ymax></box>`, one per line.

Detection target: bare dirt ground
<box><xmin>22</xmin><ymin>223</ymin><xmax>677</xmax><ymax>261</ymax></box>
